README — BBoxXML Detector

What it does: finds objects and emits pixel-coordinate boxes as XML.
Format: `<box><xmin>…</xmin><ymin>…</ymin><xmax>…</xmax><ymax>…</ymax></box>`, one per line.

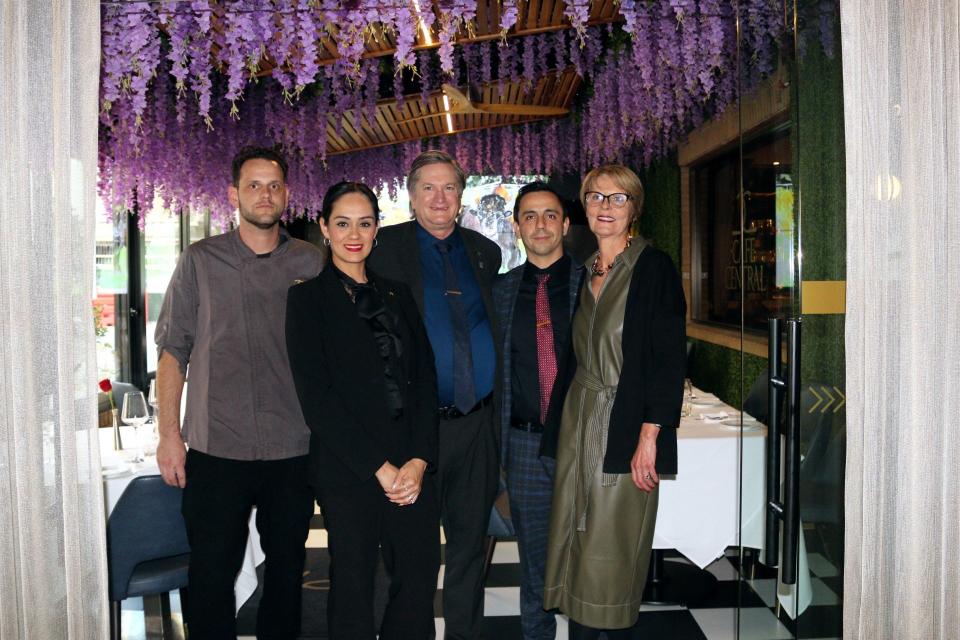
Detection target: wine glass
<box><xmin>146</xmin><ymin>379</ymin><xmax>160</xmax><ymax>454</ymax></box>
<box><xmin>121</xmin><ymin>391</ymin><xmax>149</xmax><ymax>463</ymax></box>
<box><xmin>147</xmin><ymin>379</ymin><xmax>158</xmax><ymax>419</ymax></box>
<box><xmin>684</xmin><ymin>378</ymin><xmax>696</xmax><ymax>399</ymax></box>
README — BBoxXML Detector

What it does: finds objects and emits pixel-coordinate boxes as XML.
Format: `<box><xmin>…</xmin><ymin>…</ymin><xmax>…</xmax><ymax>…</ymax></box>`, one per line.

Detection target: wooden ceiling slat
<box><xmin>475</xmin><ymin>0</ymin><xmax>490</xmax><ymax>36</ymax></box>
<box><xmin>531</xmin><ymin>76</ymin><xmax>547</xmax><ymax>105</ymax></box>
<box><xmin>351</xmin><ymin>114</ymin><xmax>375</xmax><ymax>146</ymax></box>
<box><xmin>488</xmin><ymin>0</ymin><xmax>501</xmax><ymax>37</ymax></box>
<box><xmin>326</xmin><ymin>118</ymin><xmax>350</xmax><ymax>153</ymax></box>
<box><xmin>555</xmin><ymin>73</ymin><xmax>570</xmax><ymax>105</ymax></box>
<box><xmin>337</xmin><ymin>118</ymin><xmax>363</xmax><ymax>148</ymax></box>
<box><xmin>360</xmin><ymin>111</ymin><xmax>390</xmax><ymax>146</ymax></box>
<box><xmin>357</xmin><ymin>114</ymin><xmax>382</xmax><ymax>146</ymax></box>
<box><xmin>385</xmin><ymin>104</ymin><xmax>408</xmax><ymax>141</ymax></box>
<box><xmin>233</xmin><ymin>0</ymin><xmax>624</xmax><ymax>79</ymax></box>
<box><xmin>550</xmin><ymin>0</ymin><xmax>565</xmax><ymax>28</ymax></box>
<box><xmin>374</xmin><ymin>107</ymin><xmax>398</xmax><ymax>144</ymax></box>
<box><xmin>410</xmin><ymin>100</ymin><xmax>428</xmax><ymax>139</ymax></box>
<box><xmin>317</xmin><ymin>59</ymin><xmax>583</xmax><ymax>156</ymax></box>
<box><xmin>327</xmin><ymin>116</ymin><xmax>544</xmax><ymax>156</ymax></box>
<box><xmin>592</xmin><ymin>0</ymin><xmax>616</xmax><ymax>21</ymax></box>
<box><xmin>524</xmin><ymin>0</ymin><xmax>538</xmax><ymax>32</ymax></box>
<box><xmin>537</xmin><ymin>0</ymin><xmax>554</xmax><ymax>29</ymax></box>
<box><xmin>319</xmin><ymin>30</ymin><xmax>339</xmax><ymax>59</ymax></box>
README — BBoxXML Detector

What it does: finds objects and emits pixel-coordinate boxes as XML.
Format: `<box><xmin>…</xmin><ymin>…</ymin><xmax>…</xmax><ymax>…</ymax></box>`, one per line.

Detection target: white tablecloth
<box><xmin>99</xmin><ymin>427</ymin><xmax>264</xmax><ymax>613</ymax></box>
<box><xmin>652</xmin><ymin>390</ymin><xmax>812</xmax><ymax>617</ymax></box>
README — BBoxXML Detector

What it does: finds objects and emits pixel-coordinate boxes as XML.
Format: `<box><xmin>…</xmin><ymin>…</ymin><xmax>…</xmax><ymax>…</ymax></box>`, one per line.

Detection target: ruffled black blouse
<box><xmin>332</xmin><ymin>265</ymin><xmax>405</xmax><ymax>418</ymax></box>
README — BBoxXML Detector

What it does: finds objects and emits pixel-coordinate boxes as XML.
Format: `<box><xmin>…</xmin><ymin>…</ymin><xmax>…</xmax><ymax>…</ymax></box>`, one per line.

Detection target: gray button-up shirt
<box><xmin>155</xmin><ymin>228</ymin><xmax>324</xmax><ymax>460</ymax></box>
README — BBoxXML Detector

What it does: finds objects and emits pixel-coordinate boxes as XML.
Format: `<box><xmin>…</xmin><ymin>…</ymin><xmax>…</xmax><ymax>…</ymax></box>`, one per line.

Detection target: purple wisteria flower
<box><xmin>98</xmin><ymin>0</ymin><xmax>813</xmax><ymax>225</ymax></box>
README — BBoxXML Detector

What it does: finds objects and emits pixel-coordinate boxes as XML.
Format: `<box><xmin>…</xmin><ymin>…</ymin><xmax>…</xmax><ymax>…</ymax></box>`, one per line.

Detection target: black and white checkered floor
<box><xmin>120</xmin><ymin>516</ymin><xmax>843</xmax><ymax>639</ymax></box>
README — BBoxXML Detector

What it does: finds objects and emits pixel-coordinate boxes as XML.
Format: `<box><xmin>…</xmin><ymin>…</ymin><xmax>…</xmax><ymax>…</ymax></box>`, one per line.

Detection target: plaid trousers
<box><xmin>506</xmin><ymin>427</ymin><xmax>557</xmax><ymax>640</ymax></box>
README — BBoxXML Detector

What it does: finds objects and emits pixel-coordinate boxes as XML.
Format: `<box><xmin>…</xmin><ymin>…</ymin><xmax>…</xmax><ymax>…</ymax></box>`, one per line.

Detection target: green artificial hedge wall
<box><xmin>639</xmin><ymin>156</ymin><xmax>681</xmax><ymax>268</ymax></box>
<box><xmin>637</xmin><ymin>38</ymin><xmax>846</xmax><ymax>408</ymax></box>
<box><xmin>793</xmin><ymin>31</ymin><xmax>847</xmax><ymax>389</ymax></box>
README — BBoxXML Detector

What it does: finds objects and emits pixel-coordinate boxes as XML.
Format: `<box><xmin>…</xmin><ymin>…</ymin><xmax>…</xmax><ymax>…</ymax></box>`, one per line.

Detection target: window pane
<box><xmin>188</xmin><ymin>209</ymin><xmax>209</xmax><ymax>244</ymax></box>
<box><xmin>94</xmin><ymin>198</ymin><xmax>127</xmax><ymax>381</ymax></box>
<box><xmin>692</xmin><ymin>127</ymin><xmax>793</xmax><ymax>330</ymax></box>
<box><xmin>377</xmin><ymin>175</ymin><xmax>544</xmax><ymax>273</ymax></box>
<box><xmin>144</xmin><ymin>198</ymin><xmax>181</xmax><ymax>373</ymax></box>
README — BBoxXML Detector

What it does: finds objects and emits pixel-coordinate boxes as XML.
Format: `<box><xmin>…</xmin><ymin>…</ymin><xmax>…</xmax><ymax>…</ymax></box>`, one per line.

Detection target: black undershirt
<box><xmin>510</xmin><ymin>257</ymin><xmax>571</xmax><ymax>426</ymax></box>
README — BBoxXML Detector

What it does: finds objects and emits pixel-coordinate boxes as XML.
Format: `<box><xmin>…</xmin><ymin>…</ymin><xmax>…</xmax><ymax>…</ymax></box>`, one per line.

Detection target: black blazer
<box><xmin>541</xmin><ymin>245</ymin><xmax>687</xmax><ymax>475</ymax></box>
<box><xmin>368</xmin><ymin>220</ymin><xmax>504</xmax><ymax>444</ymax></box>
<box><xmin>285</xmin><ymin>266</ymin><xmax>439</xmax><ymax>489</ymax></box>
<box><xmin>492</xmin><ymin>255</ymin><xmax>585</xmax><ymax>463</ymax></box>
<box><xmin>368</xmin><ymin>220</ymin><xmax>501</xmax><ymax>319</ymax></box>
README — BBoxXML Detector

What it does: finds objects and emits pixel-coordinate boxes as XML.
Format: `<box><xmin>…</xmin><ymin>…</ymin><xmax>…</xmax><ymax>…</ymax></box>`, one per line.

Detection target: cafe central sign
<box><xmin>726</xmin><ymin>230</ymin><xmax>768</xmax><ymax>293</ymax></box>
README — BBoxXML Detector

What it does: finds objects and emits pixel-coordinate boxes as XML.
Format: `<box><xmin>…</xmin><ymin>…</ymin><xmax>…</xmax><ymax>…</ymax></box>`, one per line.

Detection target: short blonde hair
<box><xmin>407</xmin><ymin>150</ymin><xmax>467</xmax><ymax>194</ymax></box>
<box><xmin>580</xmin><ymin>164</ymin><xmax>645</xmax><ymax>221</ymax></box>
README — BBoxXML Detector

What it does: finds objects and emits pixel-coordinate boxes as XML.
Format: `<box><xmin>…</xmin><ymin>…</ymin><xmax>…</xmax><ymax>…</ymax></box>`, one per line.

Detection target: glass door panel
<box><xmin>737</xmin><ymin>1</ymin><xmax>845</xmax><ymax>638</ymax></box>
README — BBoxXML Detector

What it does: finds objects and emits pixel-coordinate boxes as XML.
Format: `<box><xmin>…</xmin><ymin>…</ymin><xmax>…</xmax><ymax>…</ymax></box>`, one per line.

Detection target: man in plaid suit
<box><xmin>493</xmin><ymin>182</ymin><xmax>584</xmax><ymax>639</ymax></box>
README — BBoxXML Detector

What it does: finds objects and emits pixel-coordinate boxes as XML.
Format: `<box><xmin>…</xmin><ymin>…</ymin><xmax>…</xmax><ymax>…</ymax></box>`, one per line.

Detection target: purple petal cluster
<box><xmin>500</xmin><ymin>0</ymin><xmax>518</xmax><ymax>36</ymax></box>
<box><xmin>99</xmin><ymin>0</ymin><xmax>832</xmax><ymax>225</ymax></box>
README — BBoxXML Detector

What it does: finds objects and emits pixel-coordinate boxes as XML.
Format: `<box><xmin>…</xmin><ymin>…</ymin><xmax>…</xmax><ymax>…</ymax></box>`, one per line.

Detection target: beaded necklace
<box><xmin>590</xmin><ymin>238</ymin><xmax>632</xmax><ymax>277</ymax></box>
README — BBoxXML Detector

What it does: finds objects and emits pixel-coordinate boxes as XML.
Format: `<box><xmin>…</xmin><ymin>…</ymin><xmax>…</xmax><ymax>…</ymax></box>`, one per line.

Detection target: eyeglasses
<box><xmin>584</xmin><ymin>191</ymin><xmax>632</xmax><ymax>208</ymax></box>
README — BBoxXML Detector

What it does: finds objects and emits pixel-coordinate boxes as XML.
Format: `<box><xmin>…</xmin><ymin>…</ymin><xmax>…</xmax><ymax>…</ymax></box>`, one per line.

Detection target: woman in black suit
<box><xmin>285</xmin><ymin>181</ymin><xmax>440</xmax><ymax>639</ymax></box>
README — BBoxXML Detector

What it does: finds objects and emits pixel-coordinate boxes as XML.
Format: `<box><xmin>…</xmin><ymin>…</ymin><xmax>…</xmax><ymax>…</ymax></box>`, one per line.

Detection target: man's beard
<box><xmin>239</xmin><ymin>205</ymin><xmax>282</xmax><ymax>230</ymax></box>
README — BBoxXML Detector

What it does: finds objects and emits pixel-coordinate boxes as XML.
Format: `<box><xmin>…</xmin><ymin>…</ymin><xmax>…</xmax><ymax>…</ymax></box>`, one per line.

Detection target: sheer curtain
<box><xmin>0</xmin><ymin>1</ymin><xmax>108</xmax><ymax>637</ymax></box>
<box><xmin>841</xmin><ymin>2</ymin><xmax>960</xmax><ymax>638</ymax></box>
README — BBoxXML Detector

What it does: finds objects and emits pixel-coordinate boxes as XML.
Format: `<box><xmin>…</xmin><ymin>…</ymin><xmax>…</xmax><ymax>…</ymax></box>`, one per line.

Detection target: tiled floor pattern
<box><xmin>120</xmin><ymin>518</ymin><xmax>842</xmax><ymax>639</ymax></box>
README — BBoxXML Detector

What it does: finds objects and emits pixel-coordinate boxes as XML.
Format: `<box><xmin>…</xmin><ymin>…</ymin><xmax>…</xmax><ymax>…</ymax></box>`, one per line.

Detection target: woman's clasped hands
<box><xmin>376</xmin><ymin>458</ymin><xmax>427</xmax><ymax>506</ymax></box>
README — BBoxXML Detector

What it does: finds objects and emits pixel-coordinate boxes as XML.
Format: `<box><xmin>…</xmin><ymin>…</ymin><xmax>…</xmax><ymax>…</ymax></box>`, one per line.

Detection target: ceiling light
<box><xmin>411</xmin><ymin>0</ymin><xmax>434</xmax><ymax>45</ymax></box>
<box><xmin>442</xmin><ymin>94</ymin><xmax>454</xmax><ymax>133</ymax></box>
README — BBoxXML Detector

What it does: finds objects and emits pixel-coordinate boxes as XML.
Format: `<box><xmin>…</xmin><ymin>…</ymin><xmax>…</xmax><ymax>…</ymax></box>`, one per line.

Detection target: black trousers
<box><xmin>437</xmin><ymin>404</ymin><xmax>500</xmax><ymax>639</ymax></box>
<box><xmin>318</xmin><ymin>475</ymin><xmax>440</xmax><ymax>639</ymax></box>
<box><xmin>181</xmin><ymin>450</ymin><xmax>313</xmax><ymax>640</ymax></box>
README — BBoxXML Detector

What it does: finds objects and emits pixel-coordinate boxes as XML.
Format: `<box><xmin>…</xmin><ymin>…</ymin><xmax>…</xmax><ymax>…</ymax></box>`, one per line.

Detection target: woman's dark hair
<box><xmin>320</xmin><ymin>181</ymin><xmax>381</xmax><ymax>224</ymax></box>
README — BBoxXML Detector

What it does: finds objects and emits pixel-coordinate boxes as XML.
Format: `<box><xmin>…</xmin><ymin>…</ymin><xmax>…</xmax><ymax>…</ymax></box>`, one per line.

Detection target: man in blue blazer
<box><xmin>493</xmin><ymin>182</ymin><xmax>584</xmax><ymax>639</ymax></box>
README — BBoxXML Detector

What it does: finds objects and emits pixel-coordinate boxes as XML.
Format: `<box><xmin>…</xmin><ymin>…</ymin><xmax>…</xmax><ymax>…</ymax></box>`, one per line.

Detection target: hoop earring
<box><xmin>323</xmin><ymin>237</ymin><xmax>330</xmax><ymax>246</ymax></box>
<box><xmin>373</xmin><ymin>237</ymin><xmax>378</xmax><ymax>248</ymax></box>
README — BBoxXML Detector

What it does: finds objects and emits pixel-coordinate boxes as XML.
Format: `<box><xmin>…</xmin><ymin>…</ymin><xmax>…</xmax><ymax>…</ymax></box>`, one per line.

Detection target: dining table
<box><xmin>99</xmin><ymin>425</ymin><xmax>265</xmax><ymax>613</ymax></box>
<box><xmin>650</xmin><ymin>386</ymin><xmax>812</xmax><ymax>618</ymax></box>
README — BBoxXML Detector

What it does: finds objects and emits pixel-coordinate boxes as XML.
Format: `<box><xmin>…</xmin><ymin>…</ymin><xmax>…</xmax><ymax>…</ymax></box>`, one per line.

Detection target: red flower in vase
<box><xmin>99</xmin><ymin>378</ymin><xmax>116</xmax><ymax>410</ymax></box>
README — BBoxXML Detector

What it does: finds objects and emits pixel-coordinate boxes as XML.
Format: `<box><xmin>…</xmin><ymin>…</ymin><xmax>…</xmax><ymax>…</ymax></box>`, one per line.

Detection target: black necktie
<box><xmin>437</xmin><ymin>241</ymin><xmax>476</xmax><ymax>413</ymax></box>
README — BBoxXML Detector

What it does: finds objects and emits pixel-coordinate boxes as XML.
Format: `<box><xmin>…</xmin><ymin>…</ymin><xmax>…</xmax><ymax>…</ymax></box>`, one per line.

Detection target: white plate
<box><xmin>690</xmin><ymin>398</ymin><xmax>722</xmax><ymax>407</ymax></box>
<box><xmin>719</xmin><ymin>419</ymin><xmax>762</xmax><ymax>430</ymax></box>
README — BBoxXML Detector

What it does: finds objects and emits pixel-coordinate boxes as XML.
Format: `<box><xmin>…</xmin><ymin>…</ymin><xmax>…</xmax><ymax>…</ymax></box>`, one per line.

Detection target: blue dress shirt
<box><xmin>416</xmin><ymin>223</ymin><xmax>496</xmax><ymax>406</ymax></box>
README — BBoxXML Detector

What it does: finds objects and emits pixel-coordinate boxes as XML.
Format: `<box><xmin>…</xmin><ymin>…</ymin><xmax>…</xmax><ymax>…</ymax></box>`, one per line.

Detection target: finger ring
<box><xmin>644</xmin><ymin>473</ymin><xmax>652</xmax><ymax>480</ymax></box>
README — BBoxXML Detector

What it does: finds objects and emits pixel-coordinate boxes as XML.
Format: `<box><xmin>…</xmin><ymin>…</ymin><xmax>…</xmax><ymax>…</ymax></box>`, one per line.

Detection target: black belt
<box><xmin>510</xmin><ymin>418</ymin><xmax>544</xmax><ymax>433</ymax></box>
<box><xmin>438</xmin><ymin>393</ymin><xmax>493</xmax><ymax>421</ymax></box>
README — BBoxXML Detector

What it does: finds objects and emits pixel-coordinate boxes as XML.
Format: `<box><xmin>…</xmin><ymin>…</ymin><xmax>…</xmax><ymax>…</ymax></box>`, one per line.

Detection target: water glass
<box><xmin>121</xmin><ymin>391</ymin><xmax>149</xmax><ymax>463</ymax></box>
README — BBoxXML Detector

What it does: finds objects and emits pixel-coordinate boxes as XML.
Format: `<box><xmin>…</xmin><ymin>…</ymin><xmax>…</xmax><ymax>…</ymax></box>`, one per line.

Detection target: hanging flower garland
<box><xmin>99</xmin><ymin>0</ymin><xmax>836</xmax><ymax>224</ymax></box>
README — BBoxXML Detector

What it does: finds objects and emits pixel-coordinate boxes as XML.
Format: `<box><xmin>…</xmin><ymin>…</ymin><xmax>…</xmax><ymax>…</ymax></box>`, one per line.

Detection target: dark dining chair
<box><xmin>483</xmin><ymin>479</ymin><xmax>515</xmax><ymax>583</ymax></box>
<box><xmin>107</xmin><ymin>474</ymin><xmax>190</xmax><ymax>640</ymax></box>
